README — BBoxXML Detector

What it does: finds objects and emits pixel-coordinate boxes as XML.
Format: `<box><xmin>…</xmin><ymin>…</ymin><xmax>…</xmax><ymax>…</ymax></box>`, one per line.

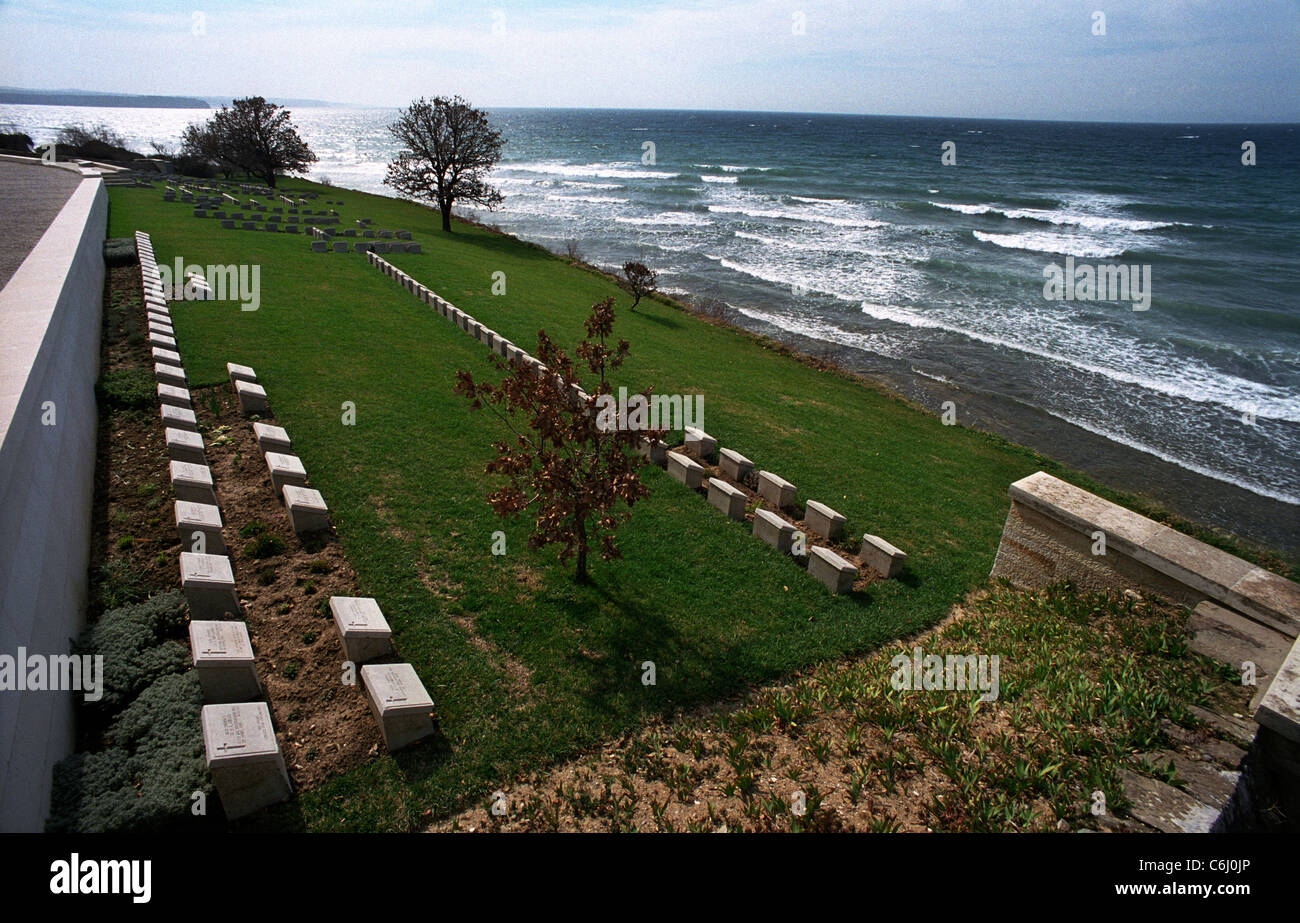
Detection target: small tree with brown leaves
<box><xmin>455</xmin><ymin>298</ymin><xmax>664</xmax><ymax>582</ymax></box>
<box><xmin>621</xmin><ymin>261</ymin><xmax>657</xmax><ymax>312</ymax></box>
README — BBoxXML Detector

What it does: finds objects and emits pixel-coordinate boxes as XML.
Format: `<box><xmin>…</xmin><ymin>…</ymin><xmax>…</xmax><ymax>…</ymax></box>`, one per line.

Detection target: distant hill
<box><xmin>204</xmin><ymin>97</ymin><xmax>343</xmax><ymax>108</ymax></box>
<box><xmin>0</xmin><ymin>88</ymin><xmax>209</xmax><ymax>109</ymax></box>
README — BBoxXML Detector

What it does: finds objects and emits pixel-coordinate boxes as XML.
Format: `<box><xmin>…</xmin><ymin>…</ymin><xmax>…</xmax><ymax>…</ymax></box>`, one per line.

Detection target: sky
<box><xmin>0</xmin><ymin>0</ymin><xmax>1297</xmax><ymax>122</ymax></box>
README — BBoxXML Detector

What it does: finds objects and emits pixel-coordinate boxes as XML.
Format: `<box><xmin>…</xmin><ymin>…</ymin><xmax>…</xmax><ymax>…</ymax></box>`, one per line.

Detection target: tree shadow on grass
<box><xmin>629</xmin><ymin>309</ymin><xmax>684</xmax><ymax>331</ymax></box>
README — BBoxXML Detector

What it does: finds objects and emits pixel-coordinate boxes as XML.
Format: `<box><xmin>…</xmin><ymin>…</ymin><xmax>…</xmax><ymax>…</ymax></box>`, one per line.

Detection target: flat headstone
<box><xmin>226</xmin><ymin>362</ymin><xmax>257</xmax><ymax>385</ymax></box>
<box><xmin>311</xmin><ymin>240</ymin><xmax>328</xmax><ymax>252</ymax></box>
<box><xmin>637</xmin><ymin>437</ymin><xmax>667</xmax><ymax>467</ymax></box>
<box><xmin>189</xmin><ymin>620</ymin><xmax>260</xmax><ymax>703</ymax></box>
<box><xmin>161</xmin><ymin>403</ymin><xmax>198</xmax><ymax>432</ymax></box>
<box><xmin>180</xmin><ymin>552</ymin><xmax>241</xmax><ymax>621</ymax></box>
<box><xmin>757</xmin><ymin>471</ymin><xmax>796</xmax><ymax>509</ymax></box>
<box><xmin>170</xmin><ymin>459</ymin><xmax>215</xmax><ymax>504</ymax></box>
<box><xmin>154</xmin><ymin>364</ymin><xmax>185</xmax><ymax>387</ymax></box>
<box><xmin>157</xmin><ymin>383</ymin><xmax>191</xmax><ymax>409</ymax></box>
<box><xmin>753</xmin><ymin>508</ymin><xmax>796</xmax><ymax>553</ymax></box>
<box><xmin>152</xmin><ymin>346</ymin><xmax>182</xmax><ymax>365</ymax></box>
<box><xmin>805</xmin><ymin>499</ymin><xmax>846</xmax><ymax>540</ymax></box>
<box><xmin>332</xmin><ymin>241</ymin><xmax>348</xmax><ymax>252</ymax></box>
<box><xmin>718</xmin><ymin>447</ymin><xmax>753</xmax><ymax>481</ymax></box>
<box><xmin>201</xmin><ymin>702</ymin><xmax>291</xmax><ymax>820</ymax></box>
<box><xmin>252</xmin><ymin>422</ymin><xmax>291</xmax><ymax>454</ymax></box>
<box><xmin>808</xmin><ymin>546</ymin><xmax>856</xmax><ymax>595</ymax></box>
<box><xmin>329</xmin><ymin>596</ymin><xmax>393</xmax><ymax>664</ymax></box>
<box><xmin>165</xmin><ymin>428</ymin><xmax>205</xmax><ymax>465</ymax></box>
<box><xmin>149</xmin><ymin>331</ymin><xmax>177</xmax><ymax>349</ymax></box>
<box><xmin>176</xmin><ymin>500</ymin><xmax>226</xmax><ymax>555</ymax></box>
<box><xmin>283</xmin><ymin>485</ymin><xmax>329</xmax><ymax>534</ymax></box>
<box><xmin>707</xmin><ymin>478</ymin><xmax>747</xmax><ymax>520</ymax></box>
<box><xmin>235</xmin><ymin>379</ymin><xmax>269</xmax><ymax>415</ymax></box>
<box><xmin>860</xmin><ymin>534</ymin><xmax>906</xmax><ymax>578</ymax></box>
<box><xmin>361</xmin><ymin>663</ymin><xmax>435</xmax><ymax>751</ymax></box>
<box><xmin>265</xmin><ymin>452</ymin><xmax>307</xmax><ymax>494</ymax></box>
<box><xmin>684</xmin><ymin>426</ymin><xmax>717</xmax><ymax>461</ymax></box>
<box><xmin>667</xmin><ymin>451</ymin><xmax>705</xmax><ymax>490</ymax></box>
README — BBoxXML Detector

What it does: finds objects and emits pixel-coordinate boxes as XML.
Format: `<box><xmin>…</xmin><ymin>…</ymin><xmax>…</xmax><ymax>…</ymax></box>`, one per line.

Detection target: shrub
<box><xmin>46</xmin><ymin>672</ymin><xmax>209</xmax><ymax>833</ymax></box>
<box><xmin>92</xmin><ymin>558</ymin><xmax>146</xmax><ymax>610</ymax></box>
<box><xmin>76</xmin><ymin>590</ymin><xmax>190</xmax><ymax>711</ymax></box>
<box><xmin>96</xmin><ymin>368</ymin><xmax>157</xmax><ymax>412</ymax></box>
<box><xmin>244</xmin><ymin>533</ymin><xmax>287</xmax><ymax>559</ymax></box>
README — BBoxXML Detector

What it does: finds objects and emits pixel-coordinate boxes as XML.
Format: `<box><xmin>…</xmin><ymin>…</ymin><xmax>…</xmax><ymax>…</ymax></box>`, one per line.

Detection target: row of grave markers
<box><xmin>223</xmin><ymin>362</ymin><xmax>439</xmax><ymax>756</ymax></box>
<box><xmin>363</xmin><ymin>253</ymin><xmax>907</xmax><ymax>595</ymax></box>
<box><xmin>137</xmin><ymin>230</ymin><xmax>292</xmax><ymax>820</ymax></box>
<box><xmin>139</xmin><ymin>232</ymin><xmax>436</xmax><ymax>821</ymax></box>
<box><xmin>664</xmin><ymin>433</ymin><xmax>906</xmax><ymax>594</ymax></box>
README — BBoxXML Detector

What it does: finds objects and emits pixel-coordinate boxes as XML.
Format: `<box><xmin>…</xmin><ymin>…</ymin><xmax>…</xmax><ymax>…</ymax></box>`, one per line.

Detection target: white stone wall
<box><xmin>0</xmin><ymin>174</ymin><xmax>107</xmax><ymax>831</ymax></box>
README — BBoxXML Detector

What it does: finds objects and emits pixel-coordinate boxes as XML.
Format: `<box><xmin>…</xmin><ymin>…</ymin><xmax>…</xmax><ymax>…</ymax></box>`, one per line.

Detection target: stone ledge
<box><xmin>1006</xmin><ymin>471</ymin><xmax>1298</xmax><ymax>638</ymax></box>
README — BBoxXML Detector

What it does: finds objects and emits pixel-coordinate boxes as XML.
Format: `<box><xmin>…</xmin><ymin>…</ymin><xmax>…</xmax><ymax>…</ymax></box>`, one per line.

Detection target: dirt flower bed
<box><xmin>189</xmin><ymin>382</ymin><xmax>385</xmax><ymax>791</ymax></box>
<box><xmin>87</xmin><ymin>266</ymin><xmax>178</xmax><ymax>623</ymax></box>
<box><xmin>431</xmin><ymin>584</ymin><xmax>1248</xmax><ymax>833</ymax></box>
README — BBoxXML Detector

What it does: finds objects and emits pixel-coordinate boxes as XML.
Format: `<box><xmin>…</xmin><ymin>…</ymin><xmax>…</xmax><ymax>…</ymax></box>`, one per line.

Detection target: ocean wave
<box><xmin>613</xmin><ymin>211</ymin><xmax>710</xmax><ymax>227</ymax></box>
<box><xmin>543</xmin><ymin>194</ymin><xmax>625</xmax><ymax>205</ymax></box>
<box><xmin>972</xmin><ymin>230</ymin><xmax>1128</xmax><ymax>258</ymax></box>
<box><xmin>558</xmin><ymin>180</ymin><xmax>624</xmax><ymax>190</ymax></box>
<box><xmin>789</xmin><ymin>195</ymin><xmax>844</xmax><ymax>204</ymax></box>
<box><xmin>932</xmin><ymin>201</ymin><xmax>1185</xmax><ymax>232</ymax></box>
<box><xmin>1037</xmin><ymin>408</ymin><xmax>1299</xmax><ymax>506</ymax></box>
<box><xmin>708</xmin><ymin>204</ymin><xmax>889</xmax><ymax>228</ymax></box>
<box><xmin>701</xmin><ymin>174</ymin><xmax>739</xmax><ymax>183</ymax></box>
<box><xmin>502</xmin><ymin>160</ymin><xmax>680</xmax><ymax>180</ymax></box>
<box><xmin>853</xmin><ymin>301</ymin><xmax>1300</xmax><ymax>422</ymax></box>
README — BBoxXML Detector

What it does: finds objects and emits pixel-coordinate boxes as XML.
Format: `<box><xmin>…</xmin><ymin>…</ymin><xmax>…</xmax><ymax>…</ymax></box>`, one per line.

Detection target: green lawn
<box><xmin>106</xmin><ymin>179</ymin><xmax>1286</xmax><ymax>831</ymax></box>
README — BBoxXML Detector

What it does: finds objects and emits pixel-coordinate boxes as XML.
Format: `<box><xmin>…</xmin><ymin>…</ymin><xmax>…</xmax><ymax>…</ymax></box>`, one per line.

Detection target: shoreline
<box><xmin>509</xmin><ymin>221</ymin><xmax>1298</xmax><ymax>556</ymax></box>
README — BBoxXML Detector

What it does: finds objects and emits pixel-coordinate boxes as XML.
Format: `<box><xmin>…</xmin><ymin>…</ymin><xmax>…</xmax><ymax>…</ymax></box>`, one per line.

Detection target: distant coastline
<box><xmin>0</xmin><ymin>88</ymin><xmax>209</xmax><ymax>109</ymax></box>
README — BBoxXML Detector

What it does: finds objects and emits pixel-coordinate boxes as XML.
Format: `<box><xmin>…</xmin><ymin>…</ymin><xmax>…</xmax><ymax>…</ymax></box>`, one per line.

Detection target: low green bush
<box><xmin>46</xmin><ymin>672</ymin><xmax>209</xmax><ymax>833</ymax></box>
<box><xmin>95</xmin><ymin>367</ymin><xmax>156</xmax><ymax>412</ymax></box>
<box><xmin>244</xmin><ymin>533</ymin><xmax>286</xmax><ymax>559</ymax></box>
<box><xmin>75</xmin><ymin>590</ymin><xmax>190</xmax><ymax>711</ymax></box>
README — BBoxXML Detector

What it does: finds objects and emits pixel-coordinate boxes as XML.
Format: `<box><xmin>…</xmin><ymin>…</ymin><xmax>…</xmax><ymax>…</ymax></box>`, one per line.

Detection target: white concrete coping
<box><xmin>1010</xmin><ymin>471</ymin><xmax>1299</xmax><ymax>637</ymax></box>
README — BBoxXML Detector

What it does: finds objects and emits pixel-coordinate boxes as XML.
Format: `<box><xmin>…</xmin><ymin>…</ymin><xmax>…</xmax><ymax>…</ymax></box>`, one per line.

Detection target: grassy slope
<box><xmin>106</xmin><ymin>179</ymin><xmax>1283</xmax><ymax>831</ymax></box>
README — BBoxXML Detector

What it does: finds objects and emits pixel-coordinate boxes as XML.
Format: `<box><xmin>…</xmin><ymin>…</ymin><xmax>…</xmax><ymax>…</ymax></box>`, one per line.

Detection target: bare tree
<box><xmin>620</xmin><ymin>262</ymin><xmax>658</xmax><ymax>312</ymax></box>
<box><xmin>455</xmin><ymin>298</ymin><xmax>662</xmax><ymax>582</ymax></box>
<box><xmin>384</xmin><ymin>96</ymin><xmax>504</xmax><ymax>232</ymax></box>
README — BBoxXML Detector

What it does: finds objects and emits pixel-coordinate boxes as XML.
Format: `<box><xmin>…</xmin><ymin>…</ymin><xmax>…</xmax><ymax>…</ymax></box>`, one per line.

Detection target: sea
<box><xmin>3</xmin><ymin>104</ymin><xmax>1296</xmax><ymax>549</ymax></box>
